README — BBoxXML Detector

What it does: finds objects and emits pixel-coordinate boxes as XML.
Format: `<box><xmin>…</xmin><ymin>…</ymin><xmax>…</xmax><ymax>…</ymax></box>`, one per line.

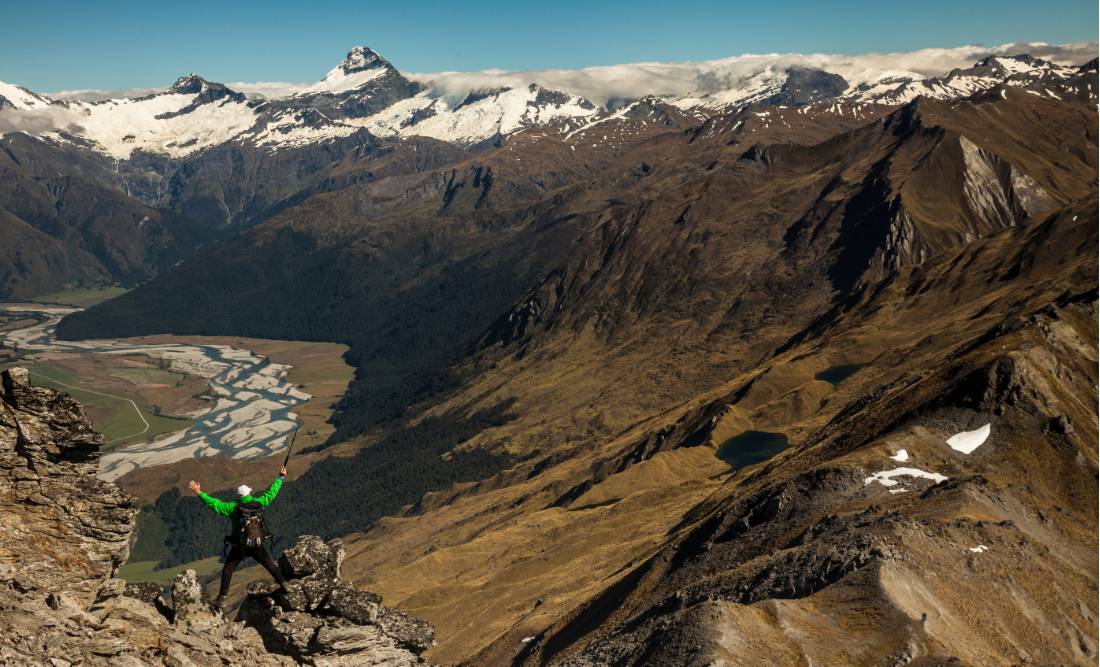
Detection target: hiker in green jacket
<box><xmin>187</xmin><ymin>464</ymin><xmax>289</xmax><ymax>609</ymax></box>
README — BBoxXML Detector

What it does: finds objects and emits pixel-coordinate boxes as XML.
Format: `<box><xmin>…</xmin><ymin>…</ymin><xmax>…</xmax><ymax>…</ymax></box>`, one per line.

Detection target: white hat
<box><xmin>237</xmin><ymin>485</ymin><xmax>252</xmax><ymax>497</ymax></box>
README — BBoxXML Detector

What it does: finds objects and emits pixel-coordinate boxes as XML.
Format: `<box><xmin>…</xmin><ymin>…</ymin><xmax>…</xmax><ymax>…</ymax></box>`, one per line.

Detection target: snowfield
<box><xmin>70</xmin><ymin>92</ymin><xmax>259</xmax><ymax>159</ymax></box>
<box><xmin>354</xmin><ymin>85</ymin><xmax>601</xmax><ymax>144</ymax></box>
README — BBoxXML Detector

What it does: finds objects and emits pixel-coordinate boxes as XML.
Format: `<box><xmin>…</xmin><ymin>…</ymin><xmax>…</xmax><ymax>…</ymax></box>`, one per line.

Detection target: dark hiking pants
<box><xmin>218</xmin><ymin>542</ymin><xmax>287</xmax><ymax>598</ymax></box>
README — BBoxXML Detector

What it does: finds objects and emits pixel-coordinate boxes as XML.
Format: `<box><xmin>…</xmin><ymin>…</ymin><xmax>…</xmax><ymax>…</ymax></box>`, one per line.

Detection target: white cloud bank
<box><xmin>0</xmin><ymin>107</ymin><xmax>84</xmax><ymax>136</ymax></box>
<box><xmin>404</xmin><ymin>41</ymin><xmax>1098</xmax><ymax>104</ymax></box>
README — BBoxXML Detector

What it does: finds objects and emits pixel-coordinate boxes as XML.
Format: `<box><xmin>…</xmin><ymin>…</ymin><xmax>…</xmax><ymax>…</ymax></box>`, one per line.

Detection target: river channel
<box><xmin>0</xmin><ymin>304</ymin><xmax>309</xmax><ymax>481</ymax></box>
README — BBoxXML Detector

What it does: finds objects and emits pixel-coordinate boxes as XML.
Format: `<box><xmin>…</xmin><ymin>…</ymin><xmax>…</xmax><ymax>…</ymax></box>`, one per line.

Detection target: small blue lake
<box><xmin>716</xmin><ymin>430</ymin><xmax>790</xmax><ymax>471</ymax></box>
<box><xmin>814</xmin><ymin>363</ymin><xmax>865</xmax><ymax>386</ymax></box>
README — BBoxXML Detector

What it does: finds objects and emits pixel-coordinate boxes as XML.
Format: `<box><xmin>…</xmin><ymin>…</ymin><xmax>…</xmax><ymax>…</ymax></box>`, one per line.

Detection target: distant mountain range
<box><xmin>1</xmin><ymin>47</ymin><xmax>1097</xmax><ymax>153</ymax></box>
<box><xmin>0</xmin><ymin>45</ymin><xmax>1093</xmax><ymax>299</ymax></box>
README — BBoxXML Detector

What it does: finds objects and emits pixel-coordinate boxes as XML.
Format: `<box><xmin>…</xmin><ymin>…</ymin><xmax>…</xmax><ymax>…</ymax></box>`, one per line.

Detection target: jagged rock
<box><xmin>0</xmin><ymin>369</ymin><xmax>433</xmax><ymax>665</ymax></box>
<box><xmin>376</xmin><ymin>606</ymin><xmax>436</xmax><ymax>653</ymax></box>
<box><xmin>279</xmin><ymin>534</ymin><xmax>344</xmax><ymax>577</ymax></box>
<box><xmin>325</xmin><ymin>583</ymin><xmax>382</xmax><ymax>624</ymax></box>
<box><xmin>162</xmin><ymin>644</ymin><xmax>197</xmax><ymax>667</ymax></box>
<box><xmin>120</xmin><ymin>581</ymin><xmax>173</xmax><ymax>623</ymax></box>
<box><xmin>274</xmin><ymin>536</ymin><xmax>346</xmax><ymax>612</ymax></box>
<box><xmin>273</xmin><ymin>610</ymin><xmax>327</xmax><ymax>656</ymax></box>
<box><xmin>0</xmin><ymin>368</ymin><xmax>135</xmax><ymax>603</ymax></box>
<box><xmin>236</xmin><ymin>532</ymin><xmax>433</xmax><ymax>664</ymax></box>
<box><xmin>171</xmin><ymin>569</ymin><xmax>214</xmax><ymax>626</ymax></box>
<box><xmin>88</xmin><ymin>637</ymin><xmax>129</xmax><ymax>656</ymax></box>
<box><xmin>279</xmin><ymin>571</ymin><xmax>336</xmax><ymax>612</ymax></box>
<box><xmin>310</xmin><ymin>622</ymin><xmax>425</xmax><ymax>665</ymax></box>
<box><xmin>95</xmin><ymin>577</ymin><xmax>127</xmax><ymax>602</ymax></box>
<box><xmin>239</xmin><ymin>534</ymin><xmax>433</xmax><ymax>663</ymax></box>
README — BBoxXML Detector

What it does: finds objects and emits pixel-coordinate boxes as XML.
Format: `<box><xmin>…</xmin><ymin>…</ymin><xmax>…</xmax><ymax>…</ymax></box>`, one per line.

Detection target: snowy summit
<box><xmin>299</xmin><ymin>45</ymin><xmax>393</xmax><ymax>95</ymax></box>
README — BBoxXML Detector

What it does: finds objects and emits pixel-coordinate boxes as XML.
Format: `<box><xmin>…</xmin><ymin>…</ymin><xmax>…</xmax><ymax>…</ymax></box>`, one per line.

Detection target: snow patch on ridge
<box><xmin>865</xmin><ymin>467</ymin><xmax>948</xmax><ymax>488</ymax></box>
<box><xmin>946</xmin><ymin>423</ymin><xmax>991</xmax><ymax>454</ymax></box>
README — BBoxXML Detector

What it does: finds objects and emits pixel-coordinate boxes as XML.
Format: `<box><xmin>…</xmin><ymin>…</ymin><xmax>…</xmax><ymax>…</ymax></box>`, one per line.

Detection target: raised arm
<box><xmin>188</xmin><ymin>480</ymin><xmax>235</xmax><ymax>516</ymax></box>
<box><xmin>255</xmin><ymin>465</ymin><xmax>287</xmax><ymax>507</ymax></box>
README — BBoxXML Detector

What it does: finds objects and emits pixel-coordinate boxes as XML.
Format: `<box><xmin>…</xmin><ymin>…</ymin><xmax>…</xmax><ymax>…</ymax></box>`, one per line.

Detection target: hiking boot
<box><xmin>211</xmin><ymin>595</ymin><xmax>228</xmax><ymax>611</ymax></box>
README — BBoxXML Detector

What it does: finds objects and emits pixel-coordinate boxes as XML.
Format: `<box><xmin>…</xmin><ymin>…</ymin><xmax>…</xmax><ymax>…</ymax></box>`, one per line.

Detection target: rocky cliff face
<box><xmin>0</xmin><ymin>367</ymin><xmax>434</xmax><ymax>666</ymax></box>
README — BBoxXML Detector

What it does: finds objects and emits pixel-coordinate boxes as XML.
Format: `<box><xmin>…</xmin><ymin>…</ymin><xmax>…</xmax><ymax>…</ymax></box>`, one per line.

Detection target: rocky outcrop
<box><xmin>238</xmin><ymin>535</ymin><xmax>435</xmax><ymax>664</ymax></box>
<box><xmin>0</xmin><ymin>366</ymin><xmax>134</xmax><ymax>602</ymax></box>
<box><xmin>0</xmin><ymin>367</ymin><xmax>434</xmax><ymax>665</ymax></box>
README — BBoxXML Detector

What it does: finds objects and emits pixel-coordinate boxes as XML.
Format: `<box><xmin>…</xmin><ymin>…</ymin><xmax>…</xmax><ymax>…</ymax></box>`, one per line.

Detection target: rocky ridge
<box><xmin>0</xmin><ymin>367</ymin><xmax>433</xmax><ymax>666</ymax></box>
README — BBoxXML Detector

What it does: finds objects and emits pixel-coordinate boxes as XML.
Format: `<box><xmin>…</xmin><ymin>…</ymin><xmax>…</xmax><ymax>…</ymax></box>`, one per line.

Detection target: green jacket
<box><xmin>198</xmin><ymin>476</ymin><xmax>284</xmax><ymax>535</ymax></box>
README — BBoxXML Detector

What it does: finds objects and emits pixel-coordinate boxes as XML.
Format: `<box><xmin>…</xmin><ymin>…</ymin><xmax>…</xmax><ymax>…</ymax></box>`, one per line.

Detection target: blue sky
<box><xmin>2</xmin><ymin>0</ymin><xmax>1097</xmax><ymax>91</ymax></box>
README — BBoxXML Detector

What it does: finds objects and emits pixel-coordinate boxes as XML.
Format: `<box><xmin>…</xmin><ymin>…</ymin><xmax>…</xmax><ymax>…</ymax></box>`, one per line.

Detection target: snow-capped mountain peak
<box><xmin>341</xmin><ymin>45</ymin><xmax>390</xmax><ymax>73</ymax></box>
<box><xmin>968</xmin><ymin>54</ymin><xmax>1052</xmax><ymax>77</ymax></box>
<box><xmin>159</xmin><ymin>74</ymin><xmax>247</xmax><ymax>114</ymax></box>
<box><xmin>300</xmin><ymin>45</ymin><xmax>396</xmax><ymax>95</ymax></box>
<box><xmin>171</xmin><ymin>73</ymin><xmax>213</xmax><ymax>94</ymax></box>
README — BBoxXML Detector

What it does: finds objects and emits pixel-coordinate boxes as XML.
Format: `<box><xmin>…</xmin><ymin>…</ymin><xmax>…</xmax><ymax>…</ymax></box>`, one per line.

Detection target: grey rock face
<box><xmin>765</xmin><ymin>67</ymin><xmax>849</xmax><ymax>106</ymax></box>
<box><xmin>0</xmin><ymin>367</ymin><xmax>134</xmax><ymax>601</ymax></box>
<box><xmin>0</xmin><ymin>368</ymin><xmax>434</xmax><ymax>666</ymax></box>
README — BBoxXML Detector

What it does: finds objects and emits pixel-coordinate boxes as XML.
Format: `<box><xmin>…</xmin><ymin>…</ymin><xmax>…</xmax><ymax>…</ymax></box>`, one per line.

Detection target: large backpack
<box><xmin>236</xmin><ymin>501</ymin><xmax>269</xmax><ymax>549</ymax></box>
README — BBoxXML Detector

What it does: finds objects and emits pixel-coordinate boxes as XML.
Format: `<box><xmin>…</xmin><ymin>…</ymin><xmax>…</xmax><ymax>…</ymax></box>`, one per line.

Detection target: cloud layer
<box><xmin>0</xmin><ymin>107</ymin><xmax>84</xmax><ymax>136</ymax></box>
<box><xmin>406</xmin><ymin>41</ymin><xmax>1099</xmax><ymax>104</ymax></box>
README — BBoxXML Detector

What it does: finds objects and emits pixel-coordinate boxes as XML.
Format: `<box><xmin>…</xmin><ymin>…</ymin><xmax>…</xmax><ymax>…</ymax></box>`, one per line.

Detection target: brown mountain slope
<box><xmin>0</xmin><ymin>207</ymin><xmax>109</xmax><ymax>296</ymax></box>
<box><xmin>421</xmin><ymin>94</ymin><xmax>1093</xmax><ymax>460</ymax></box>
<box><xmin>330</xmin><ymin>96</ymin><xmax>1097</xmax><ymax>663</ymax></box>
<box><xmin>346</xmin><ymin>196</ymin><xmax>1096</xmax><ymax>665</ymax></box>
<box><xmin>524</xmin><ymin>200</ymin><xmax>1098</xmax><ymax>666</ymax></box>
<box><xmin>56</xmin><ymin>83</ymin><xmax>1098</xmax><ymax>664</ymax></box>
<box><xmin>0</xmin><ymin>139</ymin><xmax>195</xmax><ymax>295</ymax></box>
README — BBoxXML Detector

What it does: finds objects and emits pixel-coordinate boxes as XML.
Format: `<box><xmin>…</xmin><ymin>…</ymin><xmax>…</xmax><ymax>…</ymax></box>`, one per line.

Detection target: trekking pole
<box><xmin>282</xmin><ymin>424</ymin><xmax>300</xmax><ymax>468</ymax></box>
